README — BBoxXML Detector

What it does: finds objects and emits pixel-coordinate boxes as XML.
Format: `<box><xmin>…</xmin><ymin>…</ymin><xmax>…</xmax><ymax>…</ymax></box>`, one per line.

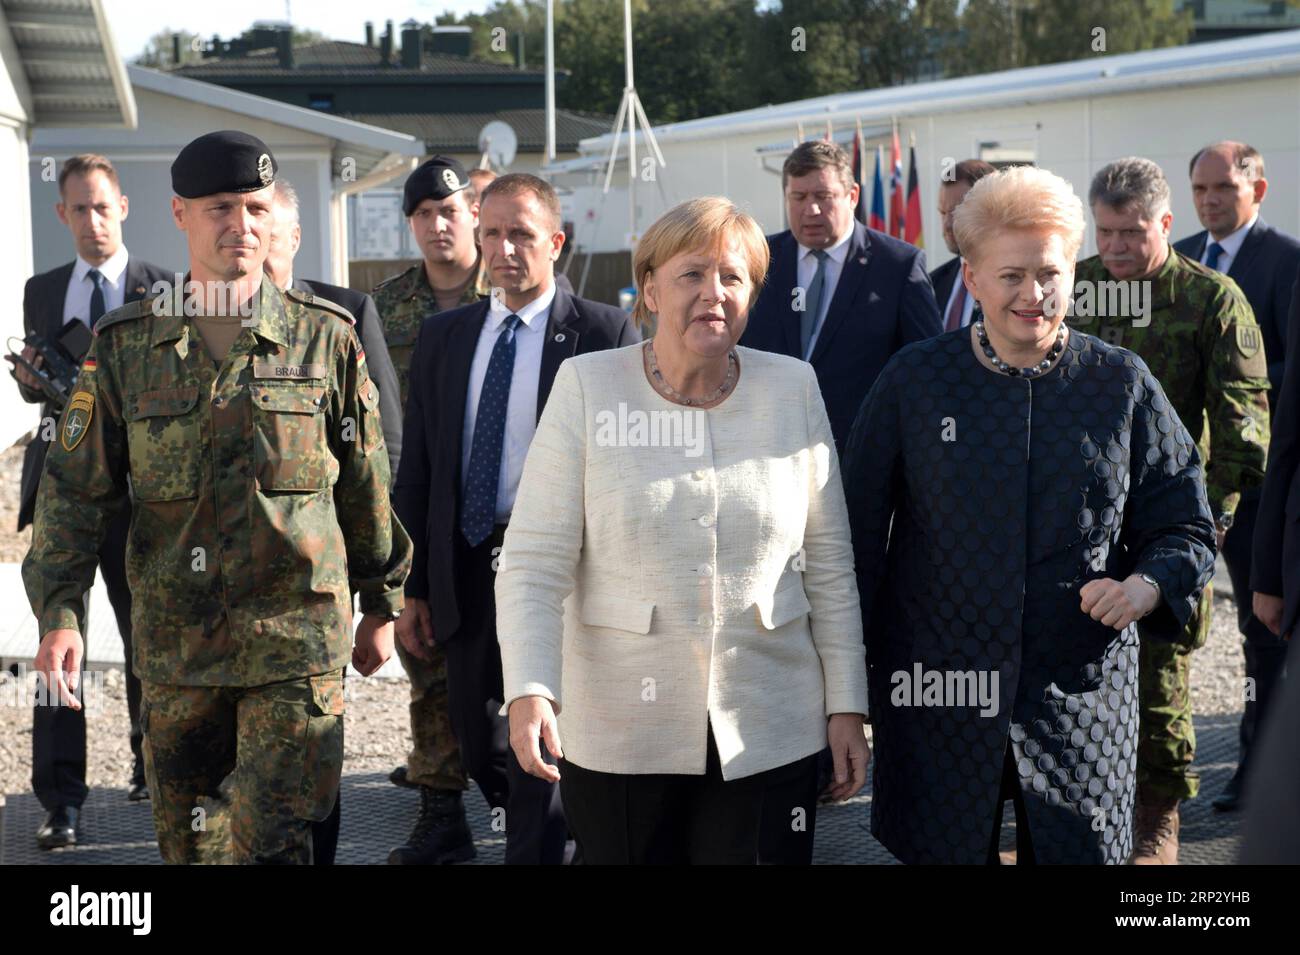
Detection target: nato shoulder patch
<box><xmin>60</xmin><ymin>389</ymin><xmax>94</xmax><ymax>451</ymax></box>
<box><xmin>93</xmin><ymin>299</ymin><xmax>151</xmax><ymax>335</ymax></box>
<box><xmin>285</xmin><ymin>286</ymin><xmax>356</xmax><ymax>326</ymax></box>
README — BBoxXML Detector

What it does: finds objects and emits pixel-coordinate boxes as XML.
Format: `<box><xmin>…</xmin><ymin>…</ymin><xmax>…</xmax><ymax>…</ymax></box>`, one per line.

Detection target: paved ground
<box><xmin>1</xmin><ymin>711</ymin><xmax>1244</xmax><ymax>865</ymax></box>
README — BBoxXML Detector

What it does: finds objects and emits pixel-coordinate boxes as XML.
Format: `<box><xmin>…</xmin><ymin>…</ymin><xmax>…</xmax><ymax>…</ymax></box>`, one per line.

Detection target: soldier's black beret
<box><xmin>171</xmin><ymin>130</ymin><xmax>278</xmax><ymax>199</ymax></box>
<box><xmin>403</xmin><ymin>156</ymin><xmax>469</xmax><ymax>215</ymax></box>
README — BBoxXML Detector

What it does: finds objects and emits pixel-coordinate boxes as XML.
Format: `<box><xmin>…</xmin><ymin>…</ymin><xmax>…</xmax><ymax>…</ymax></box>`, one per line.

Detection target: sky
<box><xmin>104</xmin><ymin>0</ymin><xmax>498</xmax><ymax>61</ymax></box>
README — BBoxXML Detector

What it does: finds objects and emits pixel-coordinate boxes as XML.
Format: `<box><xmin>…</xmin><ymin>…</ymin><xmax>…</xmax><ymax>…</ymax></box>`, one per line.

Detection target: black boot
<box><xmin>128</xmin><ymin>756</ymin><xmax>150</xmax><ymax>802</ymax></box>
<box><xmin>387</xmin><ymin>788</ymin><xmax>476</xmax><ymax>864</ymax></box>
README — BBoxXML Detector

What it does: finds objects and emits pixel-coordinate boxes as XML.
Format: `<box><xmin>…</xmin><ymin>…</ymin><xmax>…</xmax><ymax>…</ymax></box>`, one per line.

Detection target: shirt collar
<box><xmin>1213</xmin><ymin>211</ymin><xmax>1258</xmax><ymax>260</ymax></box>
<box><xmin>797</xmin><ymin>225</ymin><xmax>853</xmax><ymax>266</ymax></box>
<box><xmin>487</xmin><ymin>280</ymin><xmax>556</xmax><ymax>331</ymax></box>
<box><xmin>74</xmin><ymin>245</ymin><xmax>129</xmax><ymax>287</ymax></box>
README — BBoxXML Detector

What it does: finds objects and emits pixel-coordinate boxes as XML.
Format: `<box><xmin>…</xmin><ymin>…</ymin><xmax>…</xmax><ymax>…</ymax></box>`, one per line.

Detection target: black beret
<box><xmin>403</xmin><ymin>156</ymin><xmax>469</xmax><ymax>215</ymax></box>
<box><xmin>171</xmin><ymin>130</ymin><xmax>278</xmax><ymax>199</ymax></box>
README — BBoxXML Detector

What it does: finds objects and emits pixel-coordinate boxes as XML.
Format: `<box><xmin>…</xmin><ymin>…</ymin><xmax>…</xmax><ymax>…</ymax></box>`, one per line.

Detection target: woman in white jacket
<box><xmin>496</xmin><ymin>196</ymin><xmax>869</xmax><ymax>864</ymax></box>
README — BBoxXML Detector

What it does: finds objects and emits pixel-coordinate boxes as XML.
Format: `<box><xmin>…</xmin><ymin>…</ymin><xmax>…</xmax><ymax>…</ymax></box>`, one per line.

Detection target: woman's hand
<box><xmin>508</xmin><ymin>695</ymin><xmax>563</xmax><ymax>783</ymax></box>
<box><xmin>1080</xmin><ymin>575</ymin><xmax>1159</xmax><ymax>630</ymax></box>
<box><xmin>825</xmin><ymin>713</ymin><xmax>870</xmax><ymax>802</ymax></box>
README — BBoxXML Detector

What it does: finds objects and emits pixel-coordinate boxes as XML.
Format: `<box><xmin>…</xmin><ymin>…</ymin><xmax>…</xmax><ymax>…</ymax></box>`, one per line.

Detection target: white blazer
<box><xmin>495</xmin><ymin>343</ymin><xmax>868</xmax><ymax>780</ymax></box>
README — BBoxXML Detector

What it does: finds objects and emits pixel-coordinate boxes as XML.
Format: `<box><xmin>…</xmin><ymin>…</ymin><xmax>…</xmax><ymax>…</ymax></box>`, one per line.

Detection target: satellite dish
<box><xmin>478</xmin><ymin>121</ymin><xmax>518</xmax><ymax>170</ymax></box>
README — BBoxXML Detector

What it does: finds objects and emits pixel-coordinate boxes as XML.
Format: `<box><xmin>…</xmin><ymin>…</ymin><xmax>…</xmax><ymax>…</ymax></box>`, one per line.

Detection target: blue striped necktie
<box><xmin>461</xmin><ymin>314</ymin><xmax>522</xmax><ymax>546</ymax></box>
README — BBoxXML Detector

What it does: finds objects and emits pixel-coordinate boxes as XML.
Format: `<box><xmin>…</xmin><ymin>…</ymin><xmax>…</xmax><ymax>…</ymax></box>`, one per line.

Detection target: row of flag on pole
<box><xmin>848</xmin><ymin>121</ymin><xmax>923</xmax><ymax>248</ymax></box>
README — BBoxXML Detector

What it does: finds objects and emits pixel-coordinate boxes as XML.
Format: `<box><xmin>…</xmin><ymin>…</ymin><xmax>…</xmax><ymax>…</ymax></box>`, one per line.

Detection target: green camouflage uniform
<box><xmin>372</xmin><ymin>260</ymin><xmax>489</xmax><ymax>412</ymax></box>
<box><xmin>1072</xmin><ymin>248</ymin><xmax>1270</xmax><ymax>801</ymax></box>
<box><xmin>23</xmin><ymin>276</ymin><xmax>412</xmax><ymax>863</ymax></box>
<box><xmin>371</xmin><ymin>259</ymin><xmax>486</xmax><ymax>793</ymax></box>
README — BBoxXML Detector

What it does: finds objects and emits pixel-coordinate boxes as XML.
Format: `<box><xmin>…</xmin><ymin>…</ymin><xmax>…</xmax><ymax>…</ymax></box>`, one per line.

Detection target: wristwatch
<box><xmin>1215</xmin><ymin>512</ymin><xmax>1235</xmax><ymax>534</ymax></box>
<box><xmin>367</xmin><ymin>609</ymin><xmax>402</xmax><ymax>622</ymax></box>
<box><xmin>1137</xmin><ymin>572</ymin><xmax>1162</xmax><ymax>612</ymax></box>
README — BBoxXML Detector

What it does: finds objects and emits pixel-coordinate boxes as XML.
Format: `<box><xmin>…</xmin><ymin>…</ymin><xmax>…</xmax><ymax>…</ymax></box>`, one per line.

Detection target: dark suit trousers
<box><xmin>444</xmin><ymin>524</ymin><xmax>566</xmax><ymax>865</ymax></box>
<box><xmin>1221</xmin><ymin>488</ymin><xmax>1290</xmax><ymax>777</ymax></box>
<box><xmin>562</xmin><ymin>726</ymin><xmax>818</xmax><ymax>865</ymax></box>
<box><xmin>32</xmin><ymin>504</ymin><xmax>140</xmax><ymax>810</ymax></box>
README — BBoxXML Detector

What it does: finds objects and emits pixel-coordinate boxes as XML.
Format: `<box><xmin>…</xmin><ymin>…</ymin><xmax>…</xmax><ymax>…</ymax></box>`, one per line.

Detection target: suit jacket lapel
<box><xmin>1188</xmin><ymin>231</ymin><xmax>1208</xmax><ymax>263</ymax></box>
<box><xmin>809</xmin><ymin>222</ymin><xmax>871</xmax><ymax>365</ymax></box>
<box><xmin>444</xmin><ymin>301</ymin><xmax>488</xmax><ymax>487</ymax></box>
<box><xmin>1228</xmin><ymin>218</ymin><xmax>1266</xmax><ymax>282</ymax></box>
<box><xmin>538</xmin><ymin>287</ymin><xmax>579</xmax><ymax>420</ymax></box>
<box><xmin>123</xmin><ymin>258</ymin><xmax>153</xmax><ymax>304</ymax></box>
<box><xmin>775</xmin><ymin>233</ymin><xmax>802</xmax><ymax>358</ymax></box>
<box><xmin>45</xmin><ymin>262</ymin><xmax>76</xmax><ymax>337</ymax></box>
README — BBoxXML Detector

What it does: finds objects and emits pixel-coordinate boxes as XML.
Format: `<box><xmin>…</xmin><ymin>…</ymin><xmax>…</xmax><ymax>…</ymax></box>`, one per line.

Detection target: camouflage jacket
<box><xmin>372</xmin><ymin>260</ymin><xmax>488</xmax><ymax>412</ymax></box>
<box><xmin>23</xmin><ymin>275</ymin><xmax>412</xmax><ymax>686</ymax></box>
<box><xmin>1071</xmin><ymin>247</ymin><xmax>1270</xmax><ymax>519</ymax></box>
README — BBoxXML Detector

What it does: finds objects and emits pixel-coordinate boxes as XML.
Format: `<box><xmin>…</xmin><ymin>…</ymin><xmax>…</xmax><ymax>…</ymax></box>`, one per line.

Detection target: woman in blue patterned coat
<box><xmin>843</xmin><ymin>166</ymin><xmax>1216</xmax><ymax>864</ymax></box>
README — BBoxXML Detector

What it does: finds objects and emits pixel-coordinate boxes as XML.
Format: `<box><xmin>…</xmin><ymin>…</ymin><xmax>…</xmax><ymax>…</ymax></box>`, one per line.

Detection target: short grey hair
<box><xmin>1088</xmin><ymin>157</ymin><xmax>1170</xmax><ymax>220</ymax></box>
<box><xmin>273</xmin><ymin>178</ymin><xmax>299</xmax><ymax>224</ymax></box>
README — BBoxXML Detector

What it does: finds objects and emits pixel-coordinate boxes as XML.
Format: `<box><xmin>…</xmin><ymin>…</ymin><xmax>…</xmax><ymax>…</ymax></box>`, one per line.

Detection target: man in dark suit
<box><xmin>393</xmin><ymin>174</ymin><xmax>637</xmax><ymax>864</ymax></box>
<box><xmin>1174</xmin><ymin>142</ymin><xmax>1300</xmax><ymax>812</ymax></box>
<box><xmin>740</xmin><ymin>140</ymin><xmax>942</xmax><ymax>453</ymax></box>
<box><xmin>12</xmin><ymin>154</ymin><xmax>170</xmax><ymax>849</ymax></box>
<box><xmin>740</xmin><ymin>140</ymin><xmax>941</xmax><ymax>864</ymax></box>
<box><xmin>930</xmin><ymin>159</ymin><xmax>997</xmax><ymax>332</ymax></box>
<box><xmin>263</xmin><ymin>179</ymin><xmax>404</xmax><ymax>865</ymax></box>
<box><xmin>1250</xmin><ymin>262</ymin><xmax>1300</xmax><ymax>797</ymax></box>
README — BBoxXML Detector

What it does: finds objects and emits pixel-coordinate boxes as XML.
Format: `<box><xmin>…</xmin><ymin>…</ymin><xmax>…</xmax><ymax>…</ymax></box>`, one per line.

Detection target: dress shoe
<box><xmin>128</xmin><ymin>757</ymin><xmax>150</xmax><ymax>801</ymax></box>
<box><xmin>1131</xmin><ymin>787</ymin><xmax>1179</xmax><ymax>865</ymax></box>
<box><xmin>1212</xmin><ymin>771</ymin><xmax>1243</xmax><ymax>812</ymax></box>
<box><xmin>388</xmin><ymin>787</ymin><xmax>476</xmax><ymax>864</ymax></box>
<box><xmin>36</xmin><ymin>806</ymin><xmax>80</xmax><ymax>850</ymax></box>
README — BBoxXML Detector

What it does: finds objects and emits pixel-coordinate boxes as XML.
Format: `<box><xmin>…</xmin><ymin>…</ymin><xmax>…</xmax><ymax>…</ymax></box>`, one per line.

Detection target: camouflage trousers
<box><xmin>393</xmin><ymin>637</ymin><xmax>467</xmax><ymax>791</ymax></box>
<box><xmin>1137</xmin><ymin>584</ymin><xmax>1211</xmax><ymax>802</ymax></box>
<box><xmin>140</xmin><ymin>670</ymin><xmax>345</xmax><ymax>864</ymax></box>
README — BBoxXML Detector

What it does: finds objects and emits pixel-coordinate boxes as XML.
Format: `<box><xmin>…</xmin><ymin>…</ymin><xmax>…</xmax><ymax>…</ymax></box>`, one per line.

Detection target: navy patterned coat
<box><xmin>843</xmin><ymin>329</ymin><xmax>1216</xmax><ymax>864</ymax></box>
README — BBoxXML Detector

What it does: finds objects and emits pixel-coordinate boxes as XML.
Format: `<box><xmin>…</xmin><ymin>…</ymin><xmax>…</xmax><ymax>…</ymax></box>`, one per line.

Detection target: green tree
<box><xmin>133</xmin><ymin>28</ymin><xmax>203</xmax><ymax>67</ymax></box>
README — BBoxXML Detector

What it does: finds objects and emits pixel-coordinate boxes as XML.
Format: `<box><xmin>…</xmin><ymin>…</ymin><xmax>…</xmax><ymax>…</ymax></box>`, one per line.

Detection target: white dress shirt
<box><xmin>461</xmin><ymin>282</ymin><xmax>553</xmax><ymax>523</ymax></box>
<box><xmin>796</xmin><ymin>226</ymin><xmax>853</xmax><ymax>357</ymax></box>
<box><xmin>942</xmin><ymin>258</ymin><xmax>976</xmax><ymax>329</ymax></box>
<box><xmin>63</xmin><ymin>245</ymin><xmax>130</xmax><ymax>327</ymax></box>
<box><xmin>1201</xmin><ymin>211</ymin><xmax>1258</xmax><ymax>274</ymax></box>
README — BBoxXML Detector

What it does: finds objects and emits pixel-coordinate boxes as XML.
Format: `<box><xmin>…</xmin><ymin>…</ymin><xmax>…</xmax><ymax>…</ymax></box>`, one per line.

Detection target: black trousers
<box><xmin>986</xmin><ymin>744</ymin><xmax>1036</xmax><ymax>865</ymax></box>
<box><xmin>562</xmin><ymin>726</ymin><xmax>818</xmax><ymax>865</ymax></box>
<box><xmin>32</xmin><ymin>505</ymin><xmax>141</xmax><ymax>811</ymax></box>
<box><xmin>443</xmin><ymin>524</ymin><xmax>566</xmax><ymax>865</ymax></box>
<box><xmin>757</xmin><ymin>747</ymin><xmax>826</xmax><ymax>864</ymax></box>
<box><xmin>1220</xmin><ymin>490</ymin><xmax>1290</xmax><ymax>779</ymax></box>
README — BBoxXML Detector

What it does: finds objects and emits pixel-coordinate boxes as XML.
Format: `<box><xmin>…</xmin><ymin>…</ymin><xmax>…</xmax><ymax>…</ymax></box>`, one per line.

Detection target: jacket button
<box><xmin>699</xmin><ymin>514</ymin><xmax>714</xmax><ymax>528</ymax></box>
<box><xmin>698</xmin><ymin>564</ymin><xmax>713</xmax><ymax>578</ymax></box>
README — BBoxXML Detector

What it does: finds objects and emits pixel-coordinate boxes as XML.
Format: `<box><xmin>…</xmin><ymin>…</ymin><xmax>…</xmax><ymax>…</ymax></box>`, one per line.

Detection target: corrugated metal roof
<box><xmin>581</xmin><ymin>28</ymin><xmax>1300</xmax><ymax>151</ymax></box>
<box><xmin>171</xmin><ymin>39</ymin><xmax>544</xmax><ymax>80</ymax></box>
<box><xmin>343</xmin><ymin>109</ymin><xmax>613</xmax><ymax>153</ymax></box>
<box><xmin>1</xmin><ymin>0</ymin><xmax>135</xmax><ymax>127</ymax></box>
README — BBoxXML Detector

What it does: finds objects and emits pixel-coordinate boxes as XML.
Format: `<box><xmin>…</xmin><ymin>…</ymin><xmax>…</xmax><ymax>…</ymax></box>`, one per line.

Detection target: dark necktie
<box><xmin>461</xmin><ymin>314</ymin><xmax>522</xmax><ymax>546</ymax></box>
<box><xmin>800</xmin><ymin>249</ymin><xmax>829</xmax><ymax>360</ymax></box>
<box><xmin>88</xmin><ymin>268</ymin><xmax>106</xmax><ymax>328</ymax></box>
<box><xmin>1205</xmin><ymin>241</ymin><xmax>1226</xmax><ymax>272</ymax></box>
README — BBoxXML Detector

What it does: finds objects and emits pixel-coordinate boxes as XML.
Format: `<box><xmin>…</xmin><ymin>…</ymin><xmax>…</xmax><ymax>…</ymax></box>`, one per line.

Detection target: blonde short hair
<box><xmin>952</xmin><ymin>166</ymin><xmax>1085</xmax><ymax>266</ymax></box>
<box><xmin>633</xmin><ymin>197</ymin><xmax>770</xmax><ymax>328</ymax></box>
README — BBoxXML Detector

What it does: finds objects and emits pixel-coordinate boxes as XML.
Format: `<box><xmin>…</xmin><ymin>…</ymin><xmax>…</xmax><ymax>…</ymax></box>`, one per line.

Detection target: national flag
<box><xmin>869</xmin><ymin>145</ymin><xmax>887</xmax><ymax>234</ymax></box>
<box><xmin>852</xmin><ymin>128</ymin><xmax>867</xmax><ymax>225</ymax></box>
<box><xmin>905</xmin><ymin>140</ymin><xmax>924</xmax><ymax>248</ymax></box>
<box><xmin>889</xmin><ymin>126</ymin><xmax>905</xmax><ymax>240</ymax></box>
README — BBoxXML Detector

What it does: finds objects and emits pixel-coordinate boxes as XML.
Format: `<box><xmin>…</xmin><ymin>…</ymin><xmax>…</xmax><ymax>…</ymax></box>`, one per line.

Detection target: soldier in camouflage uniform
<box><xmin>1072</xmin><ymin>158</ymin><xmax>1269</xmax><ymax>864</ymax></box>
<box><xmin>24</xmin><ymin>131</ymin><xmax>412</xmax><ymax>864</ymax></box>
<box><xmin>372</xmin><ymin>156</ymin><xmax>487</xmax><ymax>864</ymax></box>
